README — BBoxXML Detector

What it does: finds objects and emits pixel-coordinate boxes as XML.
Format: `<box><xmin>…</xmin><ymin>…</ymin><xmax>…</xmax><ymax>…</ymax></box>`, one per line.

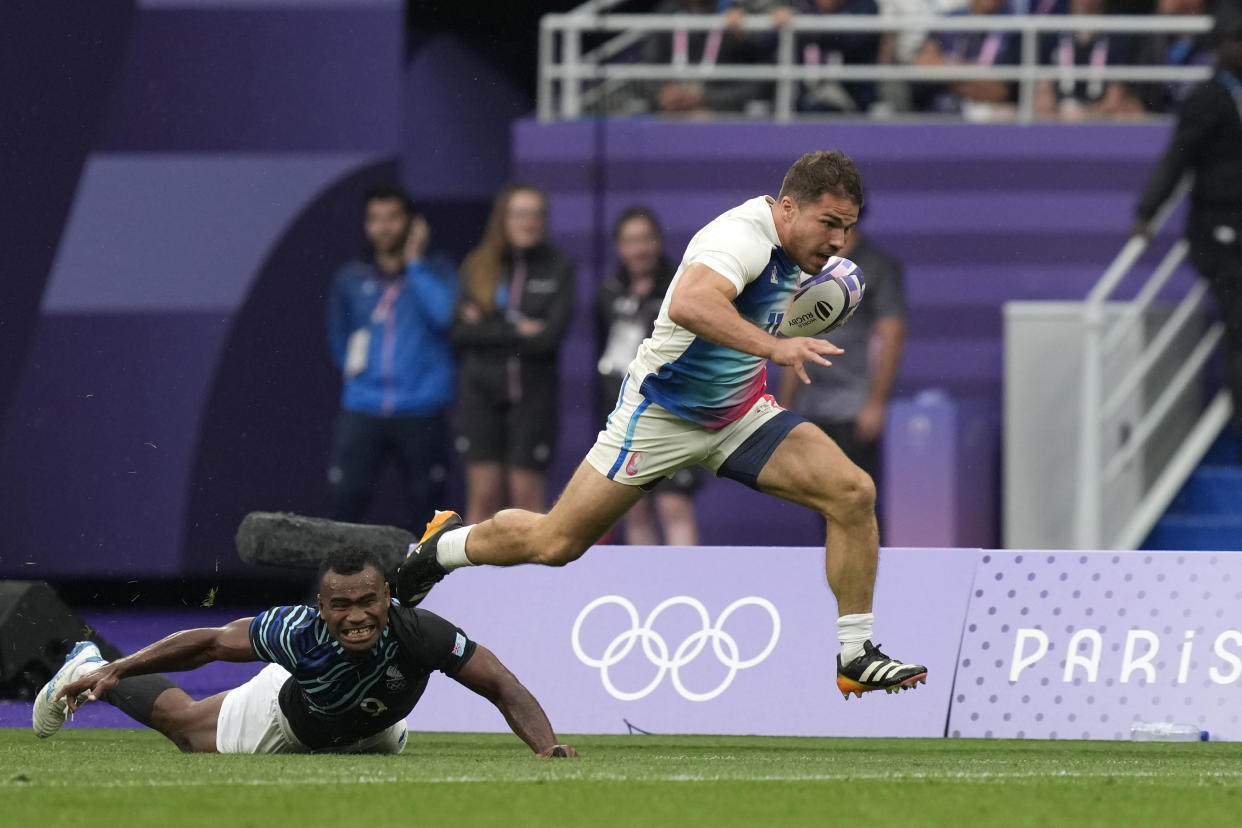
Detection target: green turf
<box><xmin>3</xmin><ymin>729</ymin><xmax>1241</xmax><ymax>827</ymax></box>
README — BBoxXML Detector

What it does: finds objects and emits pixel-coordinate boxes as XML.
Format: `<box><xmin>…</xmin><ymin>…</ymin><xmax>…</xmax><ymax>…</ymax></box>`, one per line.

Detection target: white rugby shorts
<box><xmin>585</xmin><ymin>376</ymin><xmax>787</xmax><ymax>487</ymax></box>
<box><xmin>215</xmin><ymin>663</ymin><xmax>407</xmax><ymax>755</ymax></box>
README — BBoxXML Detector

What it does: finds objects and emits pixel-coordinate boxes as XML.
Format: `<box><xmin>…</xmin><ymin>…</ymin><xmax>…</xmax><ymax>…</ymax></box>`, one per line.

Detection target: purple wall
<box><xmin>0</xmin><ymin>0</ymin><xmax>135</xmax><ymax>439</ymax></box>
<box><xmin>97</xmin><ymin>5</ymin><xmax>401</xmax><ymax>153</ymax></box>
<box><xmin>0</xmin><ymin>0</ymin><xmax>406</xmax><ymax>580</ymax></box>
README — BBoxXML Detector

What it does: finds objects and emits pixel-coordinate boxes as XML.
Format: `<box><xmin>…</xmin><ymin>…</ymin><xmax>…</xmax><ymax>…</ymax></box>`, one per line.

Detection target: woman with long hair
<box><xmin>453</xmin><ymin>183</ymin><xmax>576</xmax><ymax>523</ymax></box>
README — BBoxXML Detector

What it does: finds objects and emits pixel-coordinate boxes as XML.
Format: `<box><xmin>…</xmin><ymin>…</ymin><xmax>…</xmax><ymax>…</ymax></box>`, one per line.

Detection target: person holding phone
<box><xmin>325</xmin><ymin>184</ymin><xmax>459</xmax><ymax>530</ymax></box>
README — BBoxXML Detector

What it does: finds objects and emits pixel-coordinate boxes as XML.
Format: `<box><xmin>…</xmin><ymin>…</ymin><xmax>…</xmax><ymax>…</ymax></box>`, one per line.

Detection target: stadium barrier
<box><xmin>410</xmin><ymin>546</ymin><xmax>1241</xmax><ymax>741</ymax></box>
<box><xmin>539</xmin><ymin>10</ymin><xmax>1215</xmax><ymax>123</ymax></box>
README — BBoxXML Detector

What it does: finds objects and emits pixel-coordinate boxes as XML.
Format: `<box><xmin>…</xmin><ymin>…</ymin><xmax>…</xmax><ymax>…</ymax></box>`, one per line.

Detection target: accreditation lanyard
<box><xmin>802</xmin><ymin>41</ymin><xmax>844</xmax><ymax>67</ymax></box>
<box><xmin>1057</xmin><ymin>34</ymin><xmax>1109</xmax><ymax>99</ymax></box>
<box><xmin>974</xmin><ymin>32</ymin><xmax>1006</xmax><ymax>67</ymax></box>
<box><xmin>672</xmin><ymin>27</ymin><xmax>723</xmax><ymax>68</ymax></box>
<box><xmin>370</xmin><ymin>278</ymin><xmax>403</xmax><ymax>325</ymax></box>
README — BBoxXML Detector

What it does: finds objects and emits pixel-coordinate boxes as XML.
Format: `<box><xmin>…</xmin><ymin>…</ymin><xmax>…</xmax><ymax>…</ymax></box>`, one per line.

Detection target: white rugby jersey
<box><xmin>626</xmin><ymin>196</ymin><xmax>802</xmax><ymax>429</ymax></box>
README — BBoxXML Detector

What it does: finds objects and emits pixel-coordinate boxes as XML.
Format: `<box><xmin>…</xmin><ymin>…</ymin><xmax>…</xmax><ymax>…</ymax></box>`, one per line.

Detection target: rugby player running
<box><xmin>399</xmin><ymin>150</ymin><xmax>926</xmax><ymax>699</ymax></box>
<box><xmin>34</xmin><ymin>547</ymin><xmax>576</xmax><ymax>756</ymax></box>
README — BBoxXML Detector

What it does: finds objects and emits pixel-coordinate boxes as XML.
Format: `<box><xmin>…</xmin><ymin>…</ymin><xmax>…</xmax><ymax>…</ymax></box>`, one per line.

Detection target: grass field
<box><xmin>3</xmin><ymin>729</ymin><xmax>1241</xmax><ymax>827</ymax></box>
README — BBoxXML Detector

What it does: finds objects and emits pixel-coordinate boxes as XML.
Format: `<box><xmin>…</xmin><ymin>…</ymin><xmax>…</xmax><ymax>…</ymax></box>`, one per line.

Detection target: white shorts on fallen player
<box><xmin>585</xmin><ymin>377</ymin><xmax>785</xmax><ymax>487</ymax></box>
<box><xmin>215</xmin><ymin>663</ymin><xmax>406</xmax><ymax>754</ymax></box>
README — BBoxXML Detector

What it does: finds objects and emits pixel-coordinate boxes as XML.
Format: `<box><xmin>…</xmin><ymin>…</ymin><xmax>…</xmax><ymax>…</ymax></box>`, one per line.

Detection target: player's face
<box><xmin>364</xmin><ymin>198</ymin><xmax>411</xmax><ymax>256</ymax></box>
<box><xmin>782</xmin><ymin>192</ymin><xmax>859</xmax><ymax>274</ymax></box>
<box><xmin>504</xmin><ymin>189</ymin><xmax>547</xmax><ymax>251</ymax></box>
<box><xmin>318</xmin><ymin>565</ymin><xmax>391</xmax><ymax>653</ymax></box>
<box><xmin>615</xmin><ymin>216</ymin><xmax>662</xmax><ymax>279</ymax></box>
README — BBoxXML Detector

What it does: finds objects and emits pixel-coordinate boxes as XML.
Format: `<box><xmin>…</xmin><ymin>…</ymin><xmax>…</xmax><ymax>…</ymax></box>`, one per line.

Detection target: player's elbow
<box><xmin>667</xmin><ymin>291</ymin><xmax>696</xmax><ymax>329</ymax></box>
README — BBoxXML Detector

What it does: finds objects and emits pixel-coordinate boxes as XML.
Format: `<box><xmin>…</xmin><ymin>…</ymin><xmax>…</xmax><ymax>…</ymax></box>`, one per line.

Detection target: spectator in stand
<box><xmin>776</xmin><ymin>217</ymin><xmax>907</xmax><ymax>506</ymax></box>
<box><xmin>794</xmin><ymin>0</ymin><xmax>883</xmax><ymax>114</ymax></box>
<box><xmin>872</xmin><ymin>0</ymin><xmax>1061</xmax><ymax>114</ymax></box>
<box><xmin>594</xmin><ymin>207</ymin><xmax>702</xmax><ymax>546</ymax></box>
<box><xmin>1010</xmin><ymin>0</ymin><xmax>1065</xmax><ymax>13</ymax></box>
<box><xmin>1035</xmin><ymin>0</ymin><xmax>1147</xmax><ymax>120</ymax></box>
<box><xmin>912</xmin><ymin>0</ymin><xmax>1021</xmax><ymax>119</ymax></box>
<box><xmin>1134</xmin><ymin>0</ymin><xmax>1218</xmax><ymax>114</ymax></box>
<box><xmin>876</xmin><ymin>0</ymin><xmax>935</xmax><ymax>67</ymax></box>
<box><xmin>646</xmin><ymin>0</ymin><xmax>786</xmax><ymax>116</ymax></box>
<box><xmin>453</xmin><ymin>184</ymin><xmax>575</xmax><ymax>524</ymax></box>
<box><xmin>723</xmin><ymin>0</ymin><xmax>798</xmax><ymax>63</ymax></box>
<box><xmin>325</xmin><ymin>185</ymin><xmax>457</xmax><ymax>531</ymax></box>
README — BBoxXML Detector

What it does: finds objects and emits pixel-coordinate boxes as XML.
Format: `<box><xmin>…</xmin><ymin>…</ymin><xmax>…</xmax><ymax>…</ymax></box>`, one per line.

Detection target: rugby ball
<box><xmin>777</xmin><ymin>256</ymin><xmax>865</xmax><ymax>337</ymax></box>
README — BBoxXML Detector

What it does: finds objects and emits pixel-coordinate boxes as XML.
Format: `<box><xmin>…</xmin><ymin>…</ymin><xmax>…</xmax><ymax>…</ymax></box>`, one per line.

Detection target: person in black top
<box><xmin>1134</xmin><ymin>9</ymin><xmax>1242</xmax><ymax>449</ymax></box>
<box><xmin>1034</xmin><ymin>0</ymin><xmax>1145</xmax><ymax>120</ymax></box>
<box><xmin>35</xmin><ymin>547</ymin><xmax>576</xmax><ymax>756</ymax></box>
<box><xmin>453</xmin><ymin>183</ymin><xmax>576</xmax><ymax>524</ymax></box>
<box><xmin>794</xmin><ymin>0</ymin><xmax>882</xmax><ymax>115</ymax></box>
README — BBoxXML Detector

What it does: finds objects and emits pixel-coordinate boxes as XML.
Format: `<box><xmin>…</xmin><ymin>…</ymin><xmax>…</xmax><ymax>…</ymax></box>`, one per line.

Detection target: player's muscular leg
<box><xmin>465</xmin><ymin>461</ymin><xmax>646</xmax><ymax>567</ymax></box>
<box><xmin>147</xmin><ymin>689</ymin><xmax>227</xmax><ymax>753</ymax></box>
<box><xmin>756</xmin><ymin>422</ymin><xmax>877</xmax><ymax>615</ymax></box>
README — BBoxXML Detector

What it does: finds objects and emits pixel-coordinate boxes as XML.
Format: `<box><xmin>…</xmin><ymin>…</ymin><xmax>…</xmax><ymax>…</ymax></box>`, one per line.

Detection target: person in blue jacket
<box><xmin>325</xmin><ymin>185</ymin><xmax>458</xmax><ymax>530</ymax></box>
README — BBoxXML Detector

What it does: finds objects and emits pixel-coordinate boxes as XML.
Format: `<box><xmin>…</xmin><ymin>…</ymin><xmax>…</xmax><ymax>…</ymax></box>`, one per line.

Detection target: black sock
<box><xmin>100</xmin><ymin>674</ymin><xmax>180</xmax><ymax>727</ymax></box>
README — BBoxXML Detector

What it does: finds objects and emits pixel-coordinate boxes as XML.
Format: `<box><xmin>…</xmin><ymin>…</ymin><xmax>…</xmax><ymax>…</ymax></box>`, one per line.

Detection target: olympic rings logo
<box><xmin>570</xmin><ymin>595</ymin><xmax>781</xmax><ymax>702</ymax></box>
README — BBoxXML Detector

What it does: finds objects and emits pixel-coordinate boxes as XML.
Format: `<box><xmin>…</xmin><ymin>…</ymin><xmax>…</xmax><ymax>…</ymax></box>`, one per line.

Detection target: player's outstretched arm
<box><xmin>56</xmin><ymin>617</ymin><xmax>258</xmax><ymax>711</ymax></box>
<box><xmin>452</xmin><ymin>644</ymin><xmax>577</xmax><ymax>758</ymax></box>
<box><xmin>669</xmin><ymin>263</ymin><xmax>842</xmax><ymax>384</ymax></box>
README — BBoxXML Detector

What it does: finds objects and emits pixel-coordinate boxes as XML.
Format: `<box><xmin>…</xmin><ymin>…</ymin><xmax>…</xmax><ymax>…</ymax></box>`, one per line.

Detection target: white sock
<box><xmin>435</xmin><ymin>525</ymin><xmax>475</xmax><ymax>571</ymax></box>
<box><xmin>837</xmin><ymin>613</ymin><xmax>874</xmax><ymax>663</ymax></box>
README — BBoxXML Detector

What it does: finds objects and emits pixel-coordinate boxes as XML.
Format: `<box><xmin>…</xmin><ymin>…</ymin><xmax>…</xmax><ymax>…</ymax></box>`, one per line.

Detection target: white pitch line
<box><xmin>11</xmin><ymin>769</ymin><xmax>1242</xmax><ymax>788</ymax></box>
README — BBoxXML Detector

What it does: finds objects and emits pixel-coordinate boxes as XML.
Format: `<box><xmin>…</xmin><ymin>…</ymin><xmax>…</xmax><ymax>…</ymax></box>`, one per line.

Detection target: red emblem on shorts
<box><xmin>625</xmin><ymin>451</ymin><xmax>643</xmax><ymax>476</ymax></box>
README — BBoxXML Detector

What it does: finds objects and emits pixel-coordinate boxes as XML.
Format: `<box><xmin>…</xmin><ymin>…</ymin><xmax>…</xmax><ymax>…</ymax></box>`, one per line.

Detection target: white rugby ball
<box><xmin>778</xmin><ymin>256</ymin><xmax>865</xmax><ymax>337</ymax></box>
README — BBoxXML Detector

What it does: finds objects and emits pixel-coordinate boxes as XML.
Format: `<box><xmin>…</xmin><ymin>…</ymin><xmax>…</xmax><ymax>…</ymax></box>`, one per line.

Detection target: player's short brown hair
<box><xmin>777</xmin><ymin>151</ymin><xmax>864</xmax><ymax>210</ymax></box>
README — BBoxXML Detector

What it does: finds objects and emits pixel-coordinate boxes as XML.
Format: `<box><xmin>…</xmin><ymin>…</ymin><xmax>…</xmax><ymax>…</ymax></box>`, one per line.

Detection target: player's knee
<box><xmin>531</xmin><ymin>535</ymin><xmax>589</xmax><ymax>567</ymax></box>
<box><xmin>825</xmin><ymin>467</ymin><xmax>876</xmax><ymax>523</ymax></box>
<box><xmin>161</xmin><ymin>716</ymin><xmax>207</xmax><ymax>753</ymax></box>
<box><xmin>178</xmin><ymin>733</ymin><xmax>217</xmax><ymax>754</ymax></box>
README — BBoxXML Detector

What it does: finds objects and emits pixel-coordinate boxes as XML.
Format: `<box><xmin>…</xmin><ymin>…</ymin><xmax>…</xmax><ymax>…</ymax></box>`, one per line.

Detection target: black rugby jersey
<box><xmin>249</xmin><ymin>601</ymin><xmax>476</xmax><ymax>750</ymax></box>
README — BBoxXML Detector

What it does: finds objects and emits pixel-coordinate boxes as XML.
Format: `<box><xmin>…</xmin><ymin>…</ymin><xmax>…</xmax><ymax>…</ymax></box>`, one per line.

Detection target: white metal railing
<box><xmin>538</xmin><ymin>11</ymin><xmax>1214</xmax><ymax>122</ymax></box>
<box><xmin>1075</xmin><ymin>177</ymin><xmax>1234</xmax><ymax>549</ymax></box>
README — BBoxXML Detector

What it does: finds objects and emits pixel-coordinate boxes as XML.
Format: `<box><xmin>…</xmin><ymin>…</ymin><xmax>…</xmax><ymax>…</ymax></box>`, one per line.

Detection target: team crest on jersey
<box><xmin>625</xmin><ymin>451</ymin><xmax>643</xmax><ymax>476</ymax></box>
<box><xmin>385</xmin><ymin>665</ymin><xmax>407</xmax><ymax>691</ymax></box>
